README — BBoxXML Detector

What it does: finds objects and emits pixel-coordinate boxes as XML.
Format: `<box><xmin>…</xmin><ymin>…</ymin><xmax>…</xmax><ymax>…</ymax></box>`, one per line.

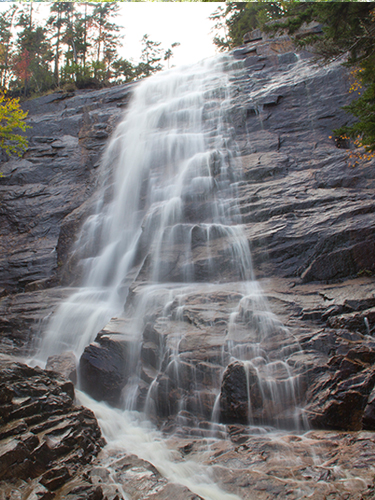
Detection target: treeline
<box><xmin>0</xmin><ymin>2</ymin><xmax>179</xmax><ymax>97</ymax></box>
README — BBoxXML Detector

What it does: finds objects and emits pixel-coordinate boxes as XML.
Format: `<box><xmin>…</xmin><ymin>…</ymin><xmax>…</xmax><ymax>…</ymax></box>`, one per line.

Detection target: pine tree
<box><xmin>138</xmin><ymin>34</ymin><xmax>163</xmax><ymax>78</ymax></box>
<box><xmin>91</xmin><ymin>3</ymin><xmax>121</xmax><ymax>83</ymax></box>
<box><xmin>0</xmin><ymin>5</ymin><xmax>18</xmax><ymax>89</ymax></box>
<box><xmin>164</xmin><ymin>42</ymin><xmax>180</xmax><ymax>70</ymax></box>
<box><xmin>47</xmin><ymin>2</ymin><xmax>68</xmax><ymax>87</ymax></box>
<box><xmin>15</xmin><ymin>4</ymin><xmax>53</xmax><ymax>95</ymax></box>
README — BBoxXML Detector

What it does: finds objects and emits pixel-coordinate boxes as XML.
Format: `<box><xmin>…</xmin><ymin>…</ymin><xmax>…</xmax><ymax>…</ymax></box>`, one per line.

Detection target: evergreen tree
<box><xmin>0</xmin><ymin>5</ymin><xmax>17</xmax><ymax>89</ymax></box>
<box><xmin>111</xmin><ymin>58</ymin><xmax>136</xmax><ymax>83</ymax></box>
<box><xmin>91</xmin><ymin>3</ymin><xmax>121</xmax><ymax>82</ymax></box>
<box><xmin>14</xmin><ymin>4</ymin><xmax>53</xmax><ymax>95</ymax></box>
<box><xmin>47</xmin><ymin>2</ymin><xmax>66</xmax><ymax>87</ymax></box>
<box><xmin>164</xmin><ymin>42</ymin><xmax>180</xmax><ymax>70</ymax></box>
<box><xmin>138</xmin><ymin>34</ymin><xmax>163</xmax><ymax>78</ymax></box>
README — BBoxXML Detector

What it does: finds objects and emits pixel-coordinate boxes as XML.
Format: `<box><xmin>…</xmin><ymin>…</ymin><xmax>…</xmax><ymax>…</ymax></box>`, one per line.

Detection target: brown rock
<box><xmin>46</xmin><ymin>351</ymin><xmax>78</xmax><ymax>384</ymax></box>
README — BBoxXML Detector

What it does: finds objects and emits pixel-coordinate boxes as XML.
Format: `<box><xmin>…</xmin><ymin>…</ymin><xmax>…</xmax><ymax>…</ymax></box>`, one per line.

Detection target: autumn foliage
<box><xmin>0</xmin><ymin>92</ymin><xmax>29</xmax><ymax>157</ymax></box>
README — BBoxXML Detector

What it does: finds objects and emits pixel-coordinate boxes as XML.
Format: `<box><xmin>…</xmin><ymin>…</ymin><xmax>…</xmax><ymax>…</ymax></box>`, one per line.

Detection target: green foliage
<box><xmin>139</xmin><ymin>34</ymin><xmax>163</xmax><ymax>78</ymax></box>
<box><xmin>0</xmin><ymin>3</ymin><xmax>180</xmax><ymax>96</ymax></box>
<box><xmin>210</xmin><ymin>3</ymin><xmax>283</xmax><ymax>52</ymax></box>
<box><xmin>0</xmin><ymin>92</ymin><xmax>29</xmax><ymax>157</ymax></box>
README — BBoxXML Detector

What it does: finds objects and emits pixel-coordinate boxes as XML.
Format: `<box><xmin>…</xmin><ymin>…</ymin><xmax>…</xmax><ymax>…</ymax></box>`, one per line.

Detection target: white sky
<box><xmin>0</xmin><ymin>2</ymin><xmax>223</xmax><ymax>68</ymax></box>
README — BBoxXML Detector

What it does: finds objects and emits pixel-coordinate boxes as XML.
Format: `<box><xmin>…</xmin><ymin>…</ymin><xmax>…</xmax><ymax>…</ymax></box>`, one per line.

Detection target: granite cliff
<box><xmin>1</xmin><ymin>33</ymin><xmax>375</xmax><ymax>500</ymax></box>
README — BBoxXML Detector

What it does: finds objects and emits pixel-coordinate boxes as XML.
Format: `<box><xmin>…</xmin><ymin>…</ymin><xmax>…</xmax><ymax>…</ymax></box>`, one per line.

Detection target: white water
<box><xmin>39</xmin><ymin>56</ymin><xmax>247</xmax><ymax>360</ymax></box>
<box><xmin>37</xmin><ymin>55</ymin><xmax>307</xmax><ymax>497</ymax></box>
<box><xmin>78</xmin><ymin>390</ymin><xmax>241</xmax><ymax>500</ymax></box>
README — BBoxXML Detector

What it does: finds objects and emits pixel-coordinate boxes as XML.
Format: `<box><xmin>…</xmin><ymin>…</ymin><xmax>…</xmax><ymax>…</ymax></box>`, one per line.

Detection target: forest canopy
<box><xmin>0</xmin><ymin>2</ymin><xmax>179</xmax><ymax>97</ymax></box>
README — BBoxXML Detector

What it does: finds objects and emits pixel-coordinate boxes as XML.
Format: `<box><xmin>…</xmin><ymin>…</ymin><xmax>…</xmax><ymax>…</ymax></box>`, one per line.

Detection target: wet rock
<box><xmin>89</xmin><ymin>454</ymin><xmax>203</xmax><ymax>500</ymax></box>
<box><xmin>363</xmin><ymin>387</ymin><xmax>375</xmax><ymax>429</ymax></box>
<box><xmin>301</xmin><ymin>240</ymin><xmax>375</xmax><ymax>282</ymax></box>
<box><xmin>0</xmin><ymin>286</ymin><xmax>75</xmax><ymax>356</ymax></box>
<box><xmin>0</xmin><ymin>356</ymin><xmax>104</xmax><ymax>498</ymax></box>
<box><xmin>79</xmin><ymin>339</ymin><xmax>128</xmax><ymax>406</ymax></box>
<box><xmin>328</xmin><ymin>307</ymin><xmax>375</xmax><ymax>335</ymax></box>
<box><xmin>0</xmin><ymin>84</ymin><xmax>134</xmax><ymax>296</ymax></box>
<box><xmin>41</xmin><ymin>466</ymin><xmax>71</xmax><ymax>491</ymax></box>
<box><xmin>220</xmin><ymin>361</ymin><xmax>251</xmax><ymax>424</ymax></box>
<box><xmin>305</xmin><ymin>347</ymin><xmax>375</xmax><ymax>431</ymax></box>
<box><xmin>201</xmin><ymin>429</ymin><xmax>375</xmax><ymax>500</ymax></box>
<box><xmin>46</xmin><ymin>351</ymin><xmax>77</xmax><ymax>384</ymax></box>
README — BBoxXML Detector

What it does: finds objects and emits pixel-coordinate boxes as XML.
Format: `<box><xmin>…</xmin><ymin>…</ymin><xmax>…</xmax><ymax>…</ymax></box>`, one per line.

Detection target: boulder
<box><xmin>219</xmin><ymin>361</ymin><xmax>251</xmax><ymax>424</ymax></box>
<box><xmin>79</xmin><ymin>339</ymin><xmax>128</xmax><ymax>406</ymax></box>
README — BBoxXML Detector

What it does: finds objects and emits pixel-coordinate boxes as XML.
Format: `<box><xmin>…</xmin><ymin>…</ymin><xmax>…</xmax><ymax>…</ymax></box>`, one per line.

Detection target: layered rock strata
<box><xmin>0</xmin><ymin>356</ymin><xmax>104</xmax><ymax>499</ymax></box>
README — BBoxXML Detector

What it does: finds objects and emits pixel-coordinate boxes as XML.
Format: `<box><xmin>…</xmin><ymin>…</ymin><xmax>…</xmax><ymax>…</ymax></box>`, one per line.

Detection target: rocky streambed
<box><xmin>1</xmin><ymin>33</ymin><xmax>375</xmax><ymax>500</ymax></box>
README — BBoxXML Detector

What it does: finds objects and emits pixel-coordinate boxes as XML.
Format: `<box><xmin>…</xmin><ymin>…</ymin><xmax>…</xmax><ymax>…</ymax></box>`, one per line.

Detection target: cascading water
<box><xmin>39</xmin><ymin>53</ymin><xmax>303</xmax><ymax>465</ymax></box>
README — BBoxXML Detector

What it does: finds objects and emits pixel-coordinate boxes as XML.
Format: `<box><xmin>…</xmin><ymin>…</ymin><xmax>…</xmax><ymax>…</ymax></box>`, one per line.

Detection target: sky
<box><xmin>0</xmin><ymin>2</ymin><xmax>223</xmax><ymax>68</ymax></box>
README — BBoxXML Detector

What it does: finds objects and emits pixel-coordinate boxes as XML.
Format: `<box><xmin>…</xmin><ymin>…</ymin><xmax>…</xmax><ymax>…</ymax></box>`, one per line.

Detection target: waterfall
<box><xmin>39</xmin><ymin>55</ymin><xmax>302</xmax><ymax>434</ymax></box>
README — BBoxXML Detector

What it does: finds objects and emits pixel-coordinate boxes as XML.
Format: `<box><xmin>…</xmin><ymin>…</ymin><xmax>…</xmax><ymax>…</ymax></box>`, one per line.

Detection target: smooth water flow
<box><xmin>40</xmin><ymin>56</ymin><xmax>302</xmax><ymax>437</ymax></box>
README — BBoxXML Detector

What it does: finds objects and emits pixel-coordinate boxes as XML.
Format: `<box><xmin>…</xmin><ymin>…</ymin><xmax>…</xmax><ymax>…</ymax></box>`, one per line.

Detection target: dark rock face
<box><xmin>305</xmin><ymin>347</ymin><xmax>375</xmax><ymax>431</ymax></box>
<box><xmin>220</xmin><ymin>361</ymin><xmax>249</xmax><ymax>424</ymax></box>
<box><xmin>0</xmin><ymin>287</ymin><xmax>74</xmax><ymax>356</ymax></box>
<box><xmin>0</xmin><ymin>356</ymin><xmax>104</xmax><ymax>498</ymax></box>
<box><xmin>0</xmin><ymin>84</ymin><xmax>134</xmax><ymax>295</ymax></box>
<box><xmin>0</xmin><ymin>84</ymin><xmax>134</xmax><ymax>352</ymax></box>
<box><xmin>79</xmin><ymin>338</ymin><xmax>129</xmax><ymax>406</ymax></box>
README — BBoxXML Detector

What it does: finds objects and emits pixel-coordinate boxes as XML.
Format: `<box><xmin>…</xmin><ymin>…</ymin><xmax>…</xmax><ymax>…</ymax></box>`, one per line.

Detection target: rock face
<box><xmin>0</xmin><ymin>85</ymin><xmax>133</xmax><ymax>353</ymax></box>
<box><xmin>0</xmin><ymin>355</ymin><xmax>105</xmax><ymax>499</ymax></box>
<box><xmin>73</xmin><ymin>40</ymin><xmax>375</xmax><ymax>434</ymax></box>
<box><xmin>1</xmin><ymin>31</ymin><xmax>375</xmax><ymax>500</ymax></box>
<box><xmin>0</xmin><ymin>84</ymin><xmax>133</xmax><ymax>295</ymax></box>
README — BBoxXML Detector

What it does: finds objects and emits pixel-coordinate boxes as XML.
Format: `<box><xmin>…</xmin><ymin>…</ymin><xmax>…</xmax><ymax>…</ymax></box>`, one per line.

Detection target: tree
<box><xmin>164</xmin><ymin>42</ymin><xmax>180</xmax><ymax>70</ymax></box>
<box><xmin>138</xmin><ymin>34</ymin><xmax>163</xmax><ymax>78</ymax></box>
<box><xmin>47</xmin><ymin>2</ymin><xmax>69</xmax><ymax>87</ymax></box>
<box><xmin>0</xmin><ymin>5</ymin><xmax>18</xmax><ymax>89</ymax></box>
<box><xmin>14</xmin><ymin>4</ymin><xmax>54</xmax><ymax>95</ymax></box>
<box><xmin>111</xmin><ymin>57</ymin><xmax>136</xmax><ymax>83</ymax></box>
<box><xmin>209</xmin><ymin>3</ymin><xmax>283</xmax><ymax>52</ymax></box>
<box><xmin>91</xmin><ymin>3</ymin><xmax>121</xmax><ymax>82</ymax></box>
<box><xmin>0</xmin><ymin>92</ymin><xmax>29</xmax><ymax>157</ymax></box>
